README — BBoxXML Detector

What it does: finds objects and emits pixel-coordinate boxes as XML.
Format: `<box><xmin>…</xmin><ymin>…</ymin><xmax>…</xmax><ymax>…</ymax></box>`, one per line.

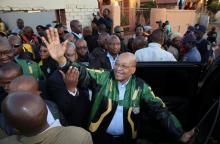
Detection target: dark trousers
<box><xmin>93</xmin><ymin>132</ymin><xmax>124</xmax><ymax>144</ymax></box>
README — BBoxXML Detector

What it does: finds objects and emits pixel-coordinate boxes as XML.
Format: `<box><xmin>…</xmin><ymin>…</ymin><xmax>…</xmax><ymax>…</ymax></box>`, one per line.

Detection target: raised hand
<box><xmin>180</xmin><ymin>128</ymin><xmax>195</xmax><ymax>143</ymax></box>
<box><xmin>42</xmin><ymin>28</ymin><xmax>68</xmax><ymax>65</ymax></box>
<box><xmin>60</xmin><ymin>66</ymin><xmax>79</xmax><ymax>92</ymax></box>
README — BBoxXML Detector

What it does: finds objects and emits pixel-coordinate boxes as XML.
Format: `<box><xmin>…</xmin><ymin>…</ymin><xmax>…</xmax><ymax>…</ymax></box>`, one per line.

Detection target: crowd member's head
<box><xmin>1</xmin><ymin>91</ymin><xmax>48</xmax><ymax>136</ymax></box>
<box><xmin>0</xmin><ymin>62</ymin><xmax>23</xmax><ymax>92</ymax></box>
<box><xmin>182</xmin><ymin>33</ymin><xmax>196</xmax><ymax>50</ymax></box>
<box><xmin>65</xmin><ymin>42</ymin><xmax>78</xmax><ymax>62</ymax></box>
<box><xmin>194</xmin><ymin>25</ymin><xmax>206</xmax><ymax>40</ymax></box>
<box><xmin>144</xmin><ymin>25</ymin><xmax>152</xmax><ymax>36</ymax></box>
<box><xmin>55</xmin><ymin>23</ymin><xmax>65</xmax><ymax>35</ymax></box>
<box><xmin>23</xmin><ymin>26</ymin><xmax>34</xmax><ymax>39</ymax></box>
<box><xmin>211</xmin><ymin>26</ymin><xmax>216</xmax><ymax>32</ymax></box>
<box><xmin>63</xmin><ymin>33</ymin><xmax>76</xmax><ymax>43</ymax></box>
<box><xmin>8</xmin><ymin>35</ymin><xmax>23</xmax><ymax>57</ymax></box>
<box><xmin>135</xmin><ymin>24</ymin><xmax>144</xmax><ymax>36</ymax></box>
<box><xmin>9</xmin><ymin>75</ymin><xmax>40</xmax><ymax>96</ymax></box>
<box><xmin>0</xmin><ymin>37</ymin><xmax>14</xmax><ymax>65</ymax></box>
<box><xmin>98</xmin><ymin>23</ymin><xmax>107</xmax><ymax>33</ymax></box>
<box><xmin>70</xmin><ymin>20</ymin><xmax>82</xmax><ymax>34</ymax></box>
<box><xmin>97</xmin><ymin>32</ymin><xmax>110</xmax><ymax>49</ymax></box>
<box><xmin>169</xmin><ymin>33</ymin><xmax>182</xmax><ymax>49</ymax></box>
<box><xmin>114</xmin><ymin>52</ymin><xmax>136</xmax><ymax>84</ymax></box>
<box><xmin>91</xmin><ymin>20</ymin><xmax>98</xmax><ymax>35</ymax></box>
<box><xmin>36</xmin><ymin>25</ymin><xmax>46</xmax><ymax>37</ymax></box>
<box><xmin>16</xmin><ymin>19</ymin><xmax>24</xmax><ymax>30</ymax></box>
<box><xmin>132</xmin><ymin>36</ymin><xmax>147</xmax><ymax>52</ymax></box>
<box><xmin>103</xmin><ymin>8</ymin><xmax>111</xmax><ymax>18</ymax></box>
<box><xmin>148</xmin><ymin>29</ymin><xmax>165</xmax><ymax>45</ymax></box>
<box><xmin>83</xmin><ymin>26</ymin><xmax>92</xmax><ymax>37</ymax></box>
<box><xmin>75</xmin><ymin>39</ymin><xmax>88</xmax><ymax>58</ymax></box>
<box><xmin>39</xmin><ymin>43</ymin><xmax>50</xmax><ymax>60</ymax></box>
<box><xmin>114</xmin><ymin>26</ymin><xmax>124</xmax><ymax>40</ymax></box>
<box><xmin>107</xmin><ymin>35</ymin><xmax>121</xmax><ymax>56</ymax></box>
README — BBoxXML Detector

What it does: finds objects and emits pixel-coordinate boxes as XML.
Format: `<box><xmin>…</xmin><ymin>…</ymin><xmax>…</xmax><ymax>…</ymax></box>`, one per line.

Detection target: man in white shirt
<box><xmin>135</xmin><ymin>29</ymin><xmax>177</xmax><ymax>62</ymax></box>
<box><xmin>12</xmin><ymin>19</ymin><xmax>24</xmax><ymax>34</ymax></box>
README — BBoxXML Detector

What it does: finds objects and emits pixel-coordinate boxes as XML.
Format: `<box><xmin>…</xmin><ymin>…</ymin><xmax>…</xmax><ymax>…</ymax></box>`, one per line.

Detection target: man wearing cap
<box><xmin>182</xmin><ymin>33</ymin><xmax>201</xmax><ymax>62</ymax></box>
<box><xmin>36</xmin><ymin>25</ymin><xmax>46</xmax><ymax>38</ymax></box>
<box><xmin>194</xmin><ymin>25</ymin><xmax>209</xmax><ymax>63</ymax></box>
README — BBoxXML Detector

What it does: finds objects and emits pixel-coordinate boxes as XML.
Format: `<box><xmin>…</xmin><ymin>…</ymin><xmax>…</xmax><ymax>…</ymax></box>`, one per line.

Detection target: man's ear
<box><xmin>131</xmin><ymin>67</ymin><xmax>136</xmax><ymax>75</ymax></box>
<box><xmin>36</xmin><ymin>90</ymin><xmax>41</xmax><ymax>96</ymax></box>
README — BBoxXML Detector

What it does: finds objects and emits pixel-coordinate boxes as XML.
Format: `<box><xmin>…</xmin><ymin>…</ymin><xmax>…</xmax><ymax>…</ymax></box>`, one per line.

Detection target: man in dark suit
<box><xmin>47</xmin><ymin>41</ymin><xmax>90</xmax><ymax>128</ymax></box>
<box><xmin>70</xmin><ymin>20</ymin><xmax>83</xmax><ymax>40</ymax></box>
<box><xmin>89</xmin><ymin>35</ymin><xmax>121</xmax><ymax>70</ymax></box>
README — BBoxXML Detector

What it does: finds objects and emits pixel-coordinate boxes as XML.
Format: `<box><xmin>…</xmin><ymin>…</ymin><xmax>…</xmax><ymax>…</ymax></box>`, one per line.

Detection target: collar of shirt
<box><xmin>39</xmin><ymin>119</ymin><xmax>61</xmax><ymax>135</ymax></box>
<box><xmin>72</xmin><ymin>32</ymin><xmax>83</xmax><ymax>39</ymax></box>
<box><xmin>117</xmin><ymin>77</ymin><xmax>131</xmax><ymax>100</ymax></box>
<box><xmin>148</xmin><ymin>42</ymin><xmax>162</xmax><ymax>49</ymax></box>
<box><xmin>107</xmin><ymin>52</ymin><xmax>118</xmax><ymax>69</ymax></box>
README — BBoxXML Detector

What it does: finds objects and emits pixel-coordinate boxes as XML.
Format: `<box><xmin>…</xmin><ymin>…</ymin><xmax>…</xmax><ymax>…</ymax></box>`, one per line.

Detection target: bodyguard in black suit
<box><xmin>70</xmin><ymin>20</ymin><xmax>83</xmax><ymax>40</ymax></box>
<box><xmin>47</xmin><ymin>69</ymin><xmax>90</xmax><ymax>128</ymax></box>
<box><xmin>89</xmin><ymin>35</ymin><xmax>121</xmax><ymax>70</ymax></box>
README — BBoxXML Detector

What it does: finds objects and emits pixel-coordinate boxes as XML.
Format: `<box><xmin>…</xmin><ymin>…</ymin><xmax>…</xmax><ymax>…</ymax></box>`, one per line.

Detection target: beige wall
<box><xmin>150</xmin><ymin>8</ymin><xmax>197</xmax><ymax>35</ymax></box>
<box><xmin>65</xmin><ymin>0</ymin><xmax>99</xmax><ymax>31</ymax></box>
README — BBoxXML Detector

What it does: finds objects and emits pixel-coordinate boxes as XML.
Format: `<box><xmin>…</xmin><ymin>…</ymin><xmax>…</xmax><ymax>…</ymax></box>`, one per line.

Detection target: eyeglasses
<box><xmin>114</xmin><ymin>62</ymin><xmax>135</xmax><ymax>69</ymax></box>
<box><xmin>77</xmin><ymin>46</ymin><xmax>88</xmax><ymax>50</ymax></box>
<box><xmin>39</xmin><ymin>50</ymin><xmax>48</xmax><ymax>53</ymax></box>
<box><xmin>13</xmin><ymin>44</ymin><xmax>21</xmax><ymax>48</ymax></box>
<box><xmin>0</xmin><ymin>49</ymin><xmax>13</xmax><ymax>56</ymax></box>
<box><xmin>115</xmin><ymin>31</ymin><xmax>124</xmax><ymax>33</ymax></box>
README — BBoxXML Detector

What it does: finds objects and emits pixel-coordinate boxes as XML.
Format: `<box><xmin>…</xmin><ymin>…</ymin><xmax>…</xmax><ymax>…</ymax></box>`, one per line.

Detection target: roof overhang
<box><xmin>0</xmin><ymin>0</ymin><xmax>72</xmax><ymax>11</ymax></box>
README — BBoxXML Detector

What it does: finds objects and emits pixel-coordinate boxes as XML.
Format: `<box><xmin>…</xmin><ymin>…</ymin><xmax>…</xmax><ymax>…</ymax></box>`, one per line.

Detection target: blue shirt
<box><xmin>106</xmin><ymin>80</ymin><xmax>130</xmax><ymax>135</ymax></box>
<box><xmin>182</xmin><ymin>47</ymin><xmax>201</xmax><ymax>62</ymax></box>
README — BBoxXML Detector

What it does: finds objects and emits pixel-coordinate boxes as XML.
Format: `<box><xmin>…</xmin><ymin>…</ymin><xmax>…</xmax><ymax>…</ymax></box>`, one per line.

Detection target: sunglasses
<box><xmin>115</xmin><ymin>31</ymin><xmax>124</xmax><ymax>33</ymax></box>
<box><xmin>13</xmin><ymin>44</ymin><xmax>21</xmax><ymax>48</ymax></box>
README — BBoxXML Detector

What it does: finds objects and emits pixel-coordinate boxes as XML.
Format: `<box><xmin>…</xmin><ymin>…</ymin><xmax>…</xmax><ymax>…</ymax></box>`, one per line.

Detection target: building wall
<box><xmin>0</xmin><ymin>11</ymin><xmax>56</xmax><ymax>33</ymax></box>
<box><xmin>0</xmin><ymin>0</ymin><xmax>99</xmax><ymax>32</ymax></box>
<box><xmin>65</xmin><ymin>0</ymin><xmax>99</xmax><ymax>31</ymax></box>
<box><xmin>150</xmin><ymin>8</ymin><xmax>197</xmax><ymax>35</ymax></box>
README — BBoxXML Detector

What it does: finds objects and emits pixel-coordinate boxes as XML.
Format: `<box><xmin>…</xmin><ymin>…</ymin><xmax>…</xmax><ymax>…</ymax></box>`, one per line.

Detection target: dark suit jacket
<box><xmin>89</xmin><ymin>48</ymin><xmax>111</xmax><ymax>70</ymax></box>
<box><xmin>71</xmin><ymin>32</ymin><xmax>81</xmax><ymax>40</ymax></box>
<box><xmin>47</xmin><ymin>70</ymin><xmax>91</xmax><ymax>128</ymax></box>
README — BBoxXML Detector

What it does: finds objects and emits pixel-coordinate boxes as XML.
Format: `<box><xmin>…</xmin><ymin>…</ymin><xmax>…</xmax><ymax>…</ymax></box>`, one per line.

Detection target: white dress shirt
<box><xmin>46</xmin><ymin>105</ymin><xmax>56</xmax><ymax>126</ymax></box>
<box><xmin>106</xmin><ymin>79</ymin><xmax>130</xmax><ymax>136</ymax></box>
<box><xmin>135</xmin><ymin>42</ymin><xmax>177</xmax><ymax>62</ymax></box>
<box><xmin>72</xmin><ymin>32</ymin><xmax>83</xmax><ymax>39</ymax></box>
<box><xmin>107</xmin><ymin>52</ymin><xmax>118</xmax><ymax>69</ymax></box>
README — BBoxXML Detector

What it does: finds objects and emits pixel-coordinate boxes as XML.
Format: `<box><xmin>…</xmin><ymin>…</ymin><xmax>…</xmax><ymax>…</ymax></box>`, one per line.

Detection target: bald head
<box><xmin>149</xmin><ymin>29</ymin><xmax>164</xmax><ymax>44</ymax></box>
<box><xmin>118</xmin><ymin>52</ymin><xmax>137</xmax><ymax>67</ymax></box>
<box><xmin>114</xmin><ymin>52</ymin><xmax>136</xmax><ymax>84</ymax></box>
<box><xmin>64</xmin><ymin>33</ymin><xmax>76</xmax><ymax>43</ymax></box>
<box><xmin>9</xmin><ymin>75</ymin><xmax>40</xmax><ymax>95</ymax></box>
<box><xmin>1</xmin><ymin>91</ymin><xmax>48</xmax><ymax>136</ymax></box>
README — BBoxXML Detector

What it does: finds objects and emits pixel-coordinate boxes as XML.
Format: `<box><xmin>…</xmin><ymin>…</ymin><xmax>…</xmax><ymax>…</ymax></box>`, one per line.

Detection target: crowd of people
<box><xmin>0</xmin><ymin>8</ymin><xmax>218</xmax><ymax>144</ymax></box>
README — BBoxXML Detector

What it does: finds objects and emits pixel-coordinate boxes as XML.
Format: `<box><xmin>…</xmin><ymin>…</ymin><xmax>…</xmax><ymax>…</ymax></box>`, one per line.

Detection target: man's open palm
<box><xmin>42</xmin><ymin>28</ymin><xmax>68</xmax><ymax>64</ymax></box>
